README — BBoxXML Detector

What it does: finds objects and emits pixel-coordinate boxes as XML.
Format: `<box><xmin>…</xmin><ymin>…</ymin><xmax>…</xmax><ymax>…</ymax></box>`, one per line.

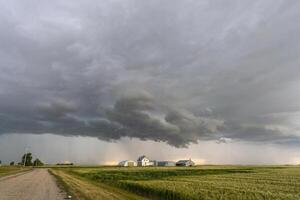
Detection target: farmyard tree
<box><xmin>33</xmin><ymin>159</ymin><xmax>44</xmax><ymax>166</ymax></box>
<box><xmin>22</xmin><ymin>153</ymin><xmax>33</xmax><ymax>166</ymax></box>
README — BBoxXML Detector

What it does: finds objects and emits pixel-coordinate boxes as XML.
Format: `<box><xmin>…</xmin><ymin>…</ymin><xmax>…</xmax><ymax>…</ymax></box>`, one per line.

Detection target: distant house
<box><xmin>118</xmin><ymin>160</ymin><xmax>137</xmax><ymax>167</ymax></box>
<box><xmin>157</xmin><ymin>161</ymin><xmax>176</xmax><ymax>167</ymax></box>
<box><xmin>176</xmin><ymin>159</ymin><xmax>195</xmax><ymax>167</ymax></box>
<box><xmin>137</xmin><ymin>155</ymin><xmax>155</xmax><ymax>166</ymax></box>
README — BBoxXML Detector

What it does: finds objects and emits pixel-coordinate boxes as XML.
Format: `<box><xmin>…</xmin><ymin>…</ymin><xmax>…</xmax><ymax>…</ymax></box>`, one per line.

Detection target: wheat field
<box><xmin>52</xmin><ymin>165</ymin><xmax>300</xmax><ymax>200</ymax></box>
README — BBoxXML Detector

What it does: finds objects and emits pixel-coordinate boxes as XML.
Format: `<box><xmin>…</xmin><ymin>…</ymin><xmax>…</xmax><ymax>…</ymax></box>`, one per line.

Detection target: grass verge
<box><xmin>50</xmin><ymin>168</ymin><xmax>148</xmax><ymax>200</ymax></box>
<box><xmin>49</xmin><ymin>169</ymin><xmax>86</xmax><ymax>200</ymax></box>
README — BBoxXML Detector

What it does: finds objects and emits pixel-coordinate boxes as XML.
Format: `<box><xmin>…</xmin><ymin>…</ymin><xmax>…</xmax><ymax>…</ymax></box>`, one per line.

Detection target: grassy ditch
<box><xmin>50</xmin><ymin>168</ymin><xmax>148</xmax><ymax>200</ymax></box>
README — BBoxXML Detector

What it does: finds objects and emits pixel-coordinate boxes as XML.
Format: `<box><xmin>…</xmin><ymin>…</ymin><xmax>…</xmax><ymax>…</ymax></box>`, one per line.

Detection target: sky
<box><xmin>0</xmin><ymin>0</ymin><xmax>300</xmax><ymax>165</ymax></box>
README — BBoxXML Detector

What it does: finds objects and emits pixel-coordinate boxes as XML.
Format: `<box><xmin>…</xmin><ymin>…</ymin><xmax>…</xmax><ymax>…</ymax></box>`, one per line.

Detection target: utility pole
<box><xmin>23</xmin><ymin>147</ymin><xmax>28</xmax><ymax>167</ymax></box>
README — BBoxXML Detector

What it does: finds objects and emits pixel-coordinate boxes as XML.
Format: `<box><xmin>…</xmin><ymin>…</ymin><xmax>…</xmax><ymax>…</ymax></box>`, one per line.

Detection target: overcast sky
<box><xmin>0</xmin><ymin>0</ymin><xmax>300</xmax><ymax>164</ymax></box>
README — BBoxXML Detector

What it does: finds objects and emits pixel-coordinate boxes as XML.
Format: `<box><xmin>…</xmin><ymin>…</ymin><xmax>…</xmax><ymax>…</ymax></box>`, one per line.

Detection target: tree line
<box><xmin>0</xmin><ymin>153</ymin><xmax>44</xmax><ymax>166</ymax></box>
<box><xmin>20</xmin><ymin>153</ymin><xmax>44</xmax><ymax>166</ymax></box>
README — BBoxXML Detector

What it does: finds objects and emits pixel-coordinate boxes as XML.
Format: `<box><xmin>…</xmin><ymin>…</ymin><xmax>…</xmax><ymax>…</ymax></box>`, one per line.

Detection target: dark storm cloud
<box><xmin>105</xmin><ymin>93</ymin><xmax>223</xmax><ymax>147</ymax></box>
<box><xmin>37</xmin><ymin>99</ymin><xmax>76</xmax><ymax>119</ymax></box>
<box><xmin>1</xmin><ymin>0</ymin><xmax>300</xmax><ymax>146</ymax></box>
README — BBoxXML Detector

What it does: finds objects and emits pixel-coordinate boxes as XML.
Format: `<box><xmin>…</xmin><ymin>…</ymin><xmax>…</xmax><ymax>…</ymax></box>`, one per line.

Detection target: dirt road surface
<box><xmin>0</xmin><ymin>169</ymin><xmax>65</xmax><ymax>200</ymax></box>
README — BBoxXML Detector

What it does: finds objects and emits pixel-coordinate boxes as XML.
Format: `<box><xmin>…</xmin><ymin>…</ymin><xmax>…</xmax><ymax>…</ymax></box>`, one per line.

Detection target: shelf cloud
<box><xmin>1</xmin><ymin>0</ymin><xmax>300</xmax><ymax>147</ymax></box>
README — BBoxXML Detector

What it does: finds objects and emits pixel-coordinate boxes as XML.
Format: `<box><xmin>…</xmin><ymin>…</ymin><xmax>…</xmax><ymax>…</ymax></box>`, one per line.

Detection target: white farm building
<box><xmin>137</xmin><ymin>155</ymin><xmax>155</xmax><ymax>166</ymax></box>
<box><xmin>118</xmin><ymin>160</ymin><xmax>137</xmax><ymax>167</ymax></box>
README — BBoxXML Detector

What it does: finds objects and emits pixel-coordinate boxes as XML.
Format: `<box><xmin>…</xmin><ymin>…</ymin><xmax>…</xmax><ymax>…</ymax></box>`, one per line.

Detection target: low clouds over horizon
<box><xmin>1</xmin><ymin>0</ymin><xmax>300</xmax><ymax>148</ymax></box>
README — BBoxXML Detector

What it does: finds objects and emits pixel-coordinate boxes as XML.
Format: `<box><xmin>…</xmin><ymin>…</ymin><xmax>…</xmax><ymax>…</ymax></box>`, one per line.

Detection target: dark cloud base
<box><xmin>1</xmin><ymin>93</ymin><xmax>299</xmax><ymax>147</ymax></box>
<box><xmin>1</xmin><ymin>0</ymin><xmax>300</xmax><ymax>147</ymax></box>
<box><xmin>0</xmin><ymin>93</ymin><xmax>224</xmax><ymax>147</ymax></box>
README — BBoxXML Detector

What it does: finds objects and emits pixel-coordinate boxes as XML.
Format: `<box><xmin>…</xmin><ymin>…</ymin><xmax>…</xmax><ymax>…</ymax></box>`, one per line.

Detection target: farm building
<box><xmin>157</xmin><ymin>161</ymin><xmax>176</xmax><ymax>166</ymax></box>
<box><xmin>118</xmin><ymin>160</ymin><xmax>137</xmax><ymax>167</ymax></box>
<box><xmin>137</xmin><ymin>155</ymin><xmax>156</xmax><ymax>166</ymax></box>
<box><xmin>151</xmin><ymin>160</ymin><xmax>158</xmax><ymax>166</ymax></box>
<box><xmin>176</xmin><ymin>159</ymin><xmax>195</xmax><ymax>167</ymax></box>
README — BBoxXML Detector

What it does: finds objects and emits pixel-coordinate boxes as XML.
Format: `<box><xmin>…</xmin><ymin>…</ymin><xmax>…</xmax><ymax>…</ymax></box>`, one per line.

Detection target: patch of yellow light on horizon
<box><xmin>290</xmin><ymin>157</ymin><xmax>300</xmax><ymax>165</ymax></box>
<box><xmin>102</xmin><ymin>160</ymin><xmax>118</xmax><ymax>165</ymax></box>
<box><xmin>193</xmin><ymin>158</ymin><xmax>206</xmax><ymax>165</ymax></box>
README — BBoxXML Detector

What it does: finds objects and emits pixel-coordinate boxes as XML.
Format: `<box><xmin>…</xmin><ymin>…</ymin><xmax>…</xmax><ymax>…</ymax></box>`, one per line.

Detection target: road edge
<box><xmin>48</xmin><ymin>169</ymin><xmax>81</xmax><ymax>200</ymax></box>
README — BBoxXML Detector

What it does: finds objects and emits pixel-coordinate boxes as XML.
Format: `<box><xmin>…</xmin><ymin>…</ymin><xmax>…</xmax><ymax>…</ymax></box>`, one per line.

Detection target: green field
<box><xmin>52</xmin><ymin>165</ymin><xmax>300</xmax><ymax>200</ymax></box>
<box><xmin>0</xmin><ymin>166</ymin><xmax>28</xmax><ymax>177</ymax></box>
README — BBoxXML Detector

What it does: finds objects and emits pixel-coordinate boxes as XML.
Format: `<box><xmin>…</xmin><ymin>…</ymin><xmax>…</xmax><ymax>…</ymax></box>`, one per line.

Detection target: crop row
<box><xmin>66</xmin><ymin>166</ymin><xmax>300</xmax><ymax>200</ymax></box>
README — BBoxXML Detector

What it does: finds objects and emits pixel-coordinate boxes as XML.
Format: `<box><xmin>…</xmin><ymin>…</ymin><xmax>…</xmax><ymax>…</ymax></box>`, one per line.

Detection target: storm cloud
<box><xmin>1</xmin><ymin>0</ymin><xmax>300</xmax><ymax>147</ymax></box>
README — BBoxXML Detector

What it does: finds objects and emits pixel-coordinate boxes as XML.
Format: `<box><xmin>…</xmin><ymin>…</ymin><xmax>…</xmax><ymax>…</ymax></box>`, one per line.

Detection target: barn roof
<box><xmin>176</xmin><ymin>159</ymin><xmax>194</xmax><ymax>164</ymax></box>
<box><xmin>177</xmin><ymin>160</ymin><xmax>190</xmax><ymax>163</ymax></box>
<box><xmin>137</xmin><ymin>155</ymin><xmax>148</xmax><ymax>161</ymax></box>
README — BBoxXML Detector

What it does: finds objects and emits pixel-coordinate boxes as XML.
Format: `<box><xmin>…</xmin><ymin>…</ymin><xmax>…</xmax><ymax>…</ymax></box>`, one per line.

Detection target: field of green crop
<box><xmin>0</xmin><ymin>166</ymin><xmax>26</xmax><ymax>177</ymax></box>
<box><xmin>58</xmin><ymin>166</ymin><xmax>300</xmax><ymax>200</ymax></box>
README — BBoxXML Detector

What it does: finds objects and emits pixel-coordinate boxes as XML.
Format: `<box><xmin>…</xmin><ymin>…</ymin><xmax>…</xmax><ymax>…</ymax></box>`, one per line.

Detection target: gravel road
<box><xmin>0</xmin><ymin>169</ymin><xmax>65</xmax><ymax>200</ymax></box>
